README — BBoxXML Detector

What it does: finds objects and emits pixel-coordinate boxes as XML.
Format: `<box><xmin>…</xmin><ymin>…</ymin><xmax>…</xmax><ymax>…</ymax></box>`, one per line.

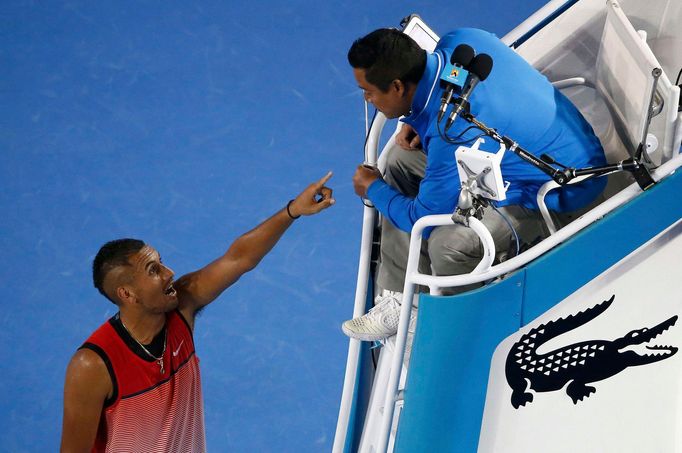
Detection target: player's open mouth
<box><xmin>164</xmin><ymin>283</ymin><xmax>176</xmax><ymax>296</ymax></box>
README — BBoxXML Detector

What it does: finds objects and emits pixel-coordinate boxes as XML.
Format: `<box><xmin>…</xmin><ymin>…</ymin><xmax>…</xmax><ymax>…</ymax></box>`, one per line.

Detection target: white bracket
<box><xmin>455</xmin><ymin>137</ymin><xmax>510</xmax><ymax>202</ymax></box>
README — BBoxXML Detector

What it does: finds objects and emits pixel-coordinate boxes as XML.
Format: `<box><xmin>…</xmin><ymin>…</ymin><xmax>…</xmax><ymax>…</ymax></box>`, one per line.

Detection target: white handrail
<box><xmin>333</xmin><ymin>106</ymin><xmax>409</xmax><ymax>451</ymax></box>
<box><xmin>365</xmin><ymin>114</ymin><xmax>387</xmax><ymax>165</ymax></box>
<box><xmin>375</xmin><ymin>215</ymin><xmax>496</xmax><ymax>453</ymax></box>
<box><xmin>501</xmin><ymin>0</ymin><xmax>579</xmax><ymax>47</ymax></box>
<box><xmin>536</xmin><ymin>174</ymin><xmax>592</xmax><ymax>234</ymax></box>
<box><xmin>331</xmin><ymin>204</ymin><xmax>376</xmax><ymax>453</ymax></box>
<box><xmin>413</xmin><ymin>152</ymin><xmax>681</xmax><ymax>293</ymax></box>
<box><xmin>332</xmin><ymin>108</ymin><xmax>387</xmax><ymax>453</ymax></box>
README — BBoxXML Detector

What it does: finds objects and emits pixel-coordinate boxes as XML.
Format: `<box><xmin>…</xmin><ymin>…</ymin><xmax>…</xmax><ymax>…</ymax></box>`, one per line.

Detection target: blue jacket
<box><xmin>366</xmin><ymin>28</ymin><xmax>607</xmax><ymax>233</ymax></box>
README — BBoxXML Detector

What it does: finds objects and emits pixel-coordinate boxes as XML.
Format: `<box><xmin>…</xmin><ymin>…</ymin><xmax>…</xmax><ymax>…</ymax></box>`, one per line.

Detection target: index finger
<box><xmin>315</xmin><ymin>171</ymin><xmax>333</xmax><ymax>188</ymax></box>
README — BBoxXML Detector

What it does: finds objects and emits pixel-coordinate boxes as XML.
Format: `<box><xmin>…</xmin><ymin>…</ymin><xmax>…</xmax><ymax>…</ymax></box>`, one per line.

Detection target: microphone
<box><xmin>445</xmin><ymin>53</ymin><xmax>493</xmax><ymax>131</ymax></box>
<box><xmin>437</xmin><ymin>44</ymin><xmax>475</xmax><ymax>122</ymax></box>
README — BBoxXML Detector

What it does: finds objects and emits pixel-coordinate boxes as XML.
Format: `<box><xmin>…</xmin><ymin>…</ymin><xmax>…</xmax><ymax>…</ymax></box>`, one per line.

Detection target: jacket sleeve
<box><xmin>366</xmin><ymin>138</ymin><xmax>462</xmax><ymax>234</ymax></box>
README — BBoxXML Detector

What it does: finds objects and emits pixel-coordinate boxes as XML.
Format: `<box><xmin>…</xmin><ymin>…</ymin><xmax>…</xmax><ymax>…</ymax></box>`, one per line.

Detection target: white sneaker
<box><xmin>342</xmin><ymin>291</ymin><xmax>402</xmax><ymax>341</ymax></box>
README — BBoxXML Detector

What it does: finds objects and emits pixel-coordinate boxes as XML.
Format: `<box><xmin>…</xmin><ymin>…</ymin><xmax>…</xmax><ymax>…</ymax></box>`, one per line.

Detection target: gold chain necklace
<box><xmin>119</xmin><ymin>316</ymin><xmax>167</xmax><ymax>375</ymax></box>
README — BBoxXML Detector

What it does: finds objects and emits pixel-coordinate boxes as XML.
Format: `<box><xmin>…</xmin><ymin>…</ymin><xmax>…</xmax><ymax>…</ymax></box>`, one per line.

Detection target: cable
<box><xmin>675</xmin><ymin>68</ymin><xmax>682</xmax><ymax>112</ymax></box>
<box><xmin>359</xmin><ymin>107</ymin><xmax>380</xmax><ymax>207</ymax></box>
<box><xmin>437</xmin><ymin>117</ymin><xmax>487</xmax><ymax>146</ymax></box>
<box><xmin>370</xmin><ymin>341</ymin><xmax>382</xmax><ymax>369</ymax></box>
<box><xmin>491</xmin><ymin>203</ymin><xmax>521</xmax><ymax>258</ymax></box>
<box><xmin>363</xmin><ymin>108</ymin><xmax>379</xmax><ymax>164</ymax></box>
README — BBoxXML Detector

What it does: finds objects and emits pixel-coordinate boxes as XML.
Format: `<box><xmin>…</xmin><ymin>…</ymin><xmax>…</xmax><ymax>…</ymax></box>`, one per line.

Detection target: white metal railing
<box><xmin>501</xmin><ymin>0</ymin><xmax>580</xmax><ymax>47</ymax></box>
<box><xmin>332</xmin><ymin>109</ymin><xmax>386</xmax><ymax>453</ymax></box>
<box><xmin>374</xmin><ymin>215</ymin><xmax>496</xmax><ymax>452</ymax></box>
<box><xmin>537</xmin><ymin>175</ymin><xmax>593</xmax><ymax>234</ymax></box>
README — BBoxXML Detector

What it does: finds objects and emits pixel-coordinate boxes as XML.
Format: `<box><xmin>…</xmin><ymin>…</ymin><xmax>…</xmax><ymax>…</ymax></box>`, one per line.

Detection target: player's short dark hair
<box><xmin>92</xmin><ymin>238</ymin><xmax>145</xmax><ymax>304</ymax></box>
<box><xmin>348</xmin><ymin>28</ymin><xmax>426</xmax><ymax>92</ymax></box>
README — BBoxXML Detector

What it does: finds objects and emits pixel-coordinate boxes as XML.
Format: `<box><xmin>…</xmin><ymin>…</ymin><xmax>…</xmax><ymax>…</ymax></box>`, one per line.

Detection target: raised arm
<box><xmin>176</xmin><ymin>172</ymin><xmax>334</xmax><ymax>327</ymax></box>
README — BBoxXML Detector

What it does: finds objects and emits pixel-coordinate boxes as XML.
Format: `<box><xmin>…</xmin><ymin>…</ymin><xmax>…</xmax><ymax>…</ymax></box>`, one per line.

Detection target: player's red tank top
<box><xmin>82</xmin><ymin>310</ymin><xmax>206</xmax><ymax>452</ymax></box>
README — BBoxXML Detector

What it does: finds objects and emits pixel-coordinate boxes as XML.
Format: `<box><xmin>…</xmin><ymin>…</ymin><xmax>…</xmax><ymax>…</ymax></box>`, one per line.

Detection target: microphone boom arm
<box><xmin>460</xmin><ymin>111</ymin><xmax>655</xmax><ymax>190</ymax></box>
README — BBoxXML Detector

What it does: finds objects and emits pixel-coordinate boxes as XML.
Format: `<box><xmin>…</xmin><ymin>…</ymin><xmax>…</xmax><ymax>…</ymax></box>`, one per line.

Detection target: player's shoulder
<box><xmin>67</xmin><ymin>347</ymin><xmax>107</xmax><ymax>376</ymax></box>
<box><xmin>65</xmin><ymin>347</ymin><xmax>113</xmax><ymax>396</ymax></box>
<box><xmin>64</xmin><ymin>346</ymin><xmax>114</xmax><ymax>414</ymax></box>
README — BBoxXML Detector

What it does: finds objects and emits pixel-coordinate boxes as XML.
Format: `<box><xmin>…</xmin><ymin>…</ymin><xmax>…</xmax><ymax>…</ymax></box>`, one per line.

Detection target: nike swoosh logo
<box><xmin>173</xmin><ymin>340</ymin><xmax>184</xmax><ymax>357</ymax></box>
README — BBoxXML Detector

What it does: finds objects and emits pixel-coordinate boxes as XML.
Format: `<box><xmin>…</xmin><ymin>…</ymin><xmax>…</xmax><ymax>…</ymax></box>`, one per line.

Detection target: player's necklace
<box><xmin>120</xmin><ymin>317</ymin><xmax>167</xmax><ymax>375</ymax></box>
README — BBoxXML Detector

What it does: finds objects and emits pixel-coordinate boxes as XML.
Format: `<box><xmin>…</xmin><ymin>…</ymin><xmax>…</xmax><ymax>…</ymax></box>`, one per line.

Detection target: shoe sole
<box><xmin>341</xmin><ymin>323</ymin><xmax>393</xmax><ymax>342</ymax></box>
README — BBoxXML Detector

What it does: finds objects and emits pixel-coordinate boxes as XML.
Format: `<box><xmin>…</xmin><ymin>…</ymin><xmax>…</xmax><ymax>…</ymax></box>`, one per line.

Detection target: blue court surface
<box><xmin>1</xmin><ymin>1</ymin><xmax>547</xmax><ymax>450</ymax></box>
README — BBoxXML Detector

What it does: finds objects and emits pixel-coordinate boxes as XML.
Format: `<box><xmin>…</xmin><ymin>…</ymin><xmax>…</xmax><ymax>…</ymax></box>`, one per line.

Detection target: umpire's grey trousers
<box><xmin>375</xmin><ymin>147</ymin><xmax>549</xmax><ymax>295</ymax></box>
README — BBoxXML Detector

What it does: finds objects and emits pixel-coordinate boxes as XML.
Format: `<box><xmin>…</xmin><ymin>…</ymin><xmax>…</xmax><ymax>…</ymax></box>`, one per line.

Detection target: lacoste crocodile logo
<box><xmin>505</xmin><ymin>295</ymin><xmax>677</xmax><ymax>408</ymax></box>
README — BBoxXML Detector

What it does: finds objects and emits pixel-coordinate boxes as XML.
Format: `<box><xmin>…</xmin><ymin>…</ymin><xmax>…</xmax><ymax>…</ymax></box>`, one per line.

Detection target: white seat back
<box><xmin>596</xmin><ymin>0</ymin><xmax>680</xmax><ymax>166</ymax></box>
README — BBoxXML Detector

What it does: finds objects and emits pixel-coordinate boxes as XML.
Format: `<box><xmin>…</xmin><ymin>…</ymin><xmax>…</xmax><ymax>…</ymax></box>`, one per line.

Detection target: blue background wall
<box><xmin>0</xmin><ymin>1</ymin><xmax>547</xmax><ymax>450</ymax></box>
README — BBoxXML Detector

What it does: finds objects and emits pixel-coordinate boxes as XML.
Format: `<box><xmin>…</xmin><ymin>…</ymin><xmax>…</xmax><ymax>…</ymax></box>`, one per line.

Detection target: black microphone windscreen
<box><xmin>470</xmin><ymin>53</ymin><xmax>493</xmax><ymax>81</ymax></box>
<box><xmin>450</xmin><ymin>44</ymin><xmax>475</xmax><ymax>67</ymax></box>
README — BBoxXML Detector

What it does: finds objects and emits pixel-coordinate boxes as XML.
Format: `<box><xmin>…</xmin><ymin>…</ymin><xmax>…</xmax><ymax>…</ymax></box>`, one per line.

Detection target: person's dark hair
<box><xmin>348</xmin><ymin>28</ymin><xmax>426</xmax><ymax>92</ymax></box>
<box><xmin>92</xmin><ymin>238</ymin><xmax>145</xmax><ymax>304</ymax></box>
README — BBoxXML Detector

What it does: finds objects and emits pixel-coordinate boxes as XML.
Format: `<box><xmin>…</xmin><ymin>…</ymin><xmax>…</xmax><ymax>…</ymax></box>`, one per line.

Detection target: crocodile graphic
<box><xmin>506</xmin><ymin>295</ymin><xmax>677</xmax><ymax>408</ymax></box>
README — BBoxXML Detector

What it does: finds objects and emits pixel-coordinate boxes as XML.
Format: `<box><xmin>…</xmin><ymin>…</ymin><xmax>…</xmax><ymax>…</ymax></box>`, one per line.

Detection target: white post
<box><xmin>332</xmin><ymin>110</ymin><xmax>387</xmax><ymax>452</ymax></box>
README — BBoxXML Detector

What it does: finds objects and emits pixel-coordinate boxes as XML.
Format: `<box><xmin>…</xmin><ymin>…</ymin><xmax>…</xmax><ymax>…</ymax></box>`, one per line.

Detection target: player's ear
<box><xmin>116</xmin><ymin>286</ymin><xmax>136</xmax><ymax>305</ymax></box>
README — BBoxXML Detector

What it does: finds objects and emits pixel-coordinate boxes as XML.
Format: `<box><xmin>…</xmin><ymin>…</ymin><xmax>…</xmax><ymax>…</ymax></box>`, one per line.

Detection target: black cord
<box><xmin>675</xmin><ymin>68</ymin><xmax>682</xmax><ymax>112</ymax></box>
<box><xmin>359</xmin><ymin>108</ymin><xmax>380</xmax><ymax>207</ymax></box>
<box><xmin>363</xmin><ymin>108</ymin><xmax>379</xmax><ymax>163</ymax></box>
<box><xmin>491</xmin><ymin>203</ymin><xmax>520</xmax><ymax>258</ymax></box>
<box><xmin>454</xmin><ymin>132</ymin><xmax>487</xmax><ymax>146</ymax></box>
<box><xmin>437</xmin><ymin>118</ymin><xmax>486</xmax><ymax>146</ymax></box>
<box><xmin>360</xmin><ymin>107</ymin><xmax>381</xmax><ymax>370</ymax></box>
<box><xmin>370</xmin><ymin>341</ymin><xmax>379</xmax><ymax>369</ymax></box>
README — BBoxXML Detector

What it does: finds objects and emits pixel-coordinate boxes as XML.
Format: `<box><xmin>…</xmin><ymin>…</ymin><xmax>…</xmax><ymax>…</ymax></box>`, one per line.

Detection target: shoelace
<box><xmin>368</xmin><ymin>294</ymin><xmax>400</xmax><ymax>313</ymax></box>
